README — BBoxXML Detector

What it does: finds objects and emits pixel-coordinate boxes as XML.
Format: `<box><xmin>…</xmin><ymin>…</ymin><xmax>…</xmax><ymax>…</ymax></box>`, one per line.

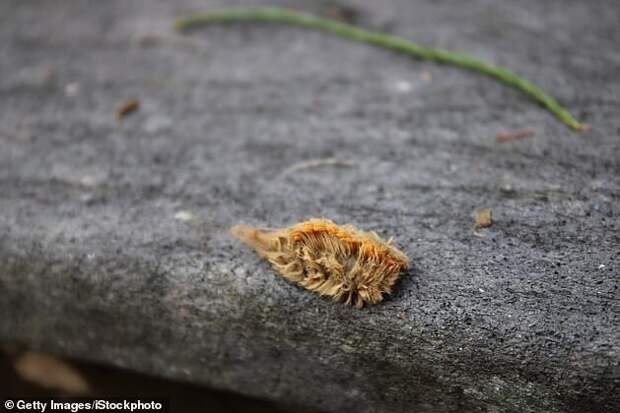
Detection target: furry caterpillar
<box><xmin>231</xmin><ymin>218</ymin><xmax>409</xmax><ymax>308</ymax></box>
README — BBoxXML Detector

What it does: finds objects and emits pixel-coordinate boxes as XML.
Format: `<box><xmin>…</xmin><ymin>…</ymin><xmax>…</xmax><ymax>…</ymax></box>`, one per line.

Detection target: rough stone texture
<box><xmin>1</xmin><ymin>1</ymin><xmax>619</xmax><ymax>412</ymax></box>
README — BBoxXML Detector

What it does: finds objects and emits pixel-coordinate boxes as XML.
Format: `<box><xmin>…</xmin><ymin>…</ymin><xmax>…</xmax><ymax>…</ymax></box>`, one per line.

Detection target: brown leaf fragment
<box><xmin>474</xmin><ymin>208</ymin><xmax>493</xmax><ymax>229</ymax></box>
<box><xmin>14</xmin><ymin>352</ymin><xmax>90</xmax><ymax>395</ymax></box>
<box><xmin>496</xmin><ymin>128</ymin><xmax>535</xmax><ymax>143</ymax></box>
<box><xmin>115</xmin><ymin>97</ymin><xmax>139</xmax><ymax>121</ymax></box>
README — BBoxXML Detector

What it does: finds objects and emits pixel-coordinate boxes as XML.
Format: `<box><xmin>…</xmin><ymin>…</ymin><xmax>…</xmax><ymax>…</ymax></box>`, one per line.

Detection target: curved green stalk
<box><xmin>174</xmin><ymin>7</ymin><xmax>587</xmax><ymax>131</ymax></box>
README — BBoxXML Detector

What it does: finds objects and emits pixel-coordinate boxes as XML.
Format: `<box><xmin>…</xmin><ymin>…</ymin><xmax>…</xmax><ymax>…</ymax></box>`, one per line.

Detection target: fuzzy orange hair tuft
<box><xmin>231</xmin><ymin>218</ymin><xmax>409</xmax><ymax>308</ymax></box>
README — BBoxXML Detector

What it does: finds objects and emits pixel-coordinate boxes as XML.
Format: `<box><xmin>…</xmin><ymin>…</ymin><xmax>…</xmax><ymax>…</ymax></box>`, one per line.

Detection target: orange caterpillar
<box><xmin>231</xmin><ymin>218</ymin><xmax>409</xmax><ymax>308</ymax></box>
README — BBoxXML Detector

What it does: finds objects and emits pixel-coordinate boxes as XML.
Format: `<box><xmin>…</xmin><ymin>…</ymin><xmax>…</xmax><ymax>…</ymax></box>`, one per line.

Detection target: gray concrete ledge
<box><xmin>1</xmin><ymin>1</ymin><xmax>618</xmax><ymax>412</ymax></box>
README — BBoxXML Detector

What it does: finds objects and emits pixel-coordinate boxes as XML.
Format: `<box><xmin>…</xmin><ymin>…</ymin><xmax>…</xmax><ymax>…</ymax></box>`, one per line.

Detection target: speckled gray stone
<box><xmin>1</xmin><ymin>1</ymin><xmax>618</xmax><ymax>412</ymax></box>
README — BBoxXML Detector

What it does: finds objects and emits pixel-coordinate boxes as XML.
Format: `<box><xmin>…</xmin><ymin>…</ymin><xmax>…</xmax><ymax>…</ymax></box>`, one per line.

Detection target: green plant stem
<box><xmin>174</xmin><ymin>7</ymin><xmax>587</xmax><ymax>131</ymax></box>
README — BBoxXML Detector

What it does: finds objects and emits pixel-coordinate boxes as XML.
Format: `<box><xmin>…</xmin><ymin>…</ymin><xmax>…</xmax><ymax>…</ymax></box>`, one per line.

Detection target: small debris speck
<box><xmin>64</xmin><ymin>82</ymin><xmax>80</xmax><ymax>97</ymax></box>
<box><xmin>496</xmin><ymin>128</ymin><xmax>535</xmax><ymax>143</ymax></box>
<box><xmin>420</xmin><ymin>71</ymin><xmax>432</xmax><ymax>82</ymax></box>
<box><xmin>116</xmin><ymin>98</ymin><xmax>140</xmax><ymax>121</ymax></box>
<box><xmin>174</xmin><ymin>210</ymin><xmax>194</xmax><ymax>222</ymax></box>
<box><xmin>394</xmin><ymin>80</ymin><xmax>413</xmax><ymax>93</ymax></box>
<box><xmin>79</xmin><ymin>175</ymin><xmax>97</xmax><ymax>187</ymax></box>
<box><xmin>323</xmin><ymin>4</ymin><xmax>360</xmax><ymax>24</ymax></box>
<box><xmin>137</xmin><ymin>33</ymin><xmax>161</xmax><ymax>47</ymax></box>
<box><xmin>474</xmin><ymin>208</ymin><xmax>493</xmax><ymax>229</ymax></box>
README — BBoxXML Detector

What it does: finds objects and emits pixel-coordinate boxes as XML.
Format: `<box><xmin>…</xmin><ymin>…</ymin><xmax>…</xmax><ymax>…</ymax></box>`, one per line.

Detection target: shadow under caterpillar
<box><xmin>231</xmin><ymin>218</ymin><xmax>409</xmax><ymax>308</ymax></box>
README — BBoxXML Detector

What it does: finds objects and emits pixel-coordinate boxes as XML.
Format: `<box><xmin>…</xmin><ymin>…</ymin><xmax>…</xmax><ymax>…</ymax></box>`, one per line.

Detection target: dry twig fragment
<box><xmin>496</xmin><ymin>128</ymin><xmax>535</xmax><ymax>143</ymax></box>
<box><xmin>282</xmin><ymin>158</ymin><xmax>355</xmax><ymax>175</ymax></box>
<box><xmin>115</xmin><ymin>98</ymin><xmax>140</xmax><ymax>121</ymax></box>
<box><xmin>231</xmin><ymin>218</ymin><xmax>409</xmax><ymax>308</ymax></box>
<box><xmin>474</xmin><ymin>208</ymin><xmax>493</xmax><ymax>229</ymax></box>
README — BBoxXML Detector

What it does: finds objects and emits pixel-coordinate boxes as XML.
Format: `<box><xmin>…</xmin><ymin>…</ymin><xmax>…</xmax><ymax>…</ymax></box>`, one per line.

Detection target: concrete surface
<box><xmin>1</xmin><ymin>0</ymin><xmax>618</xmax><ymax>412</ymax></box>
